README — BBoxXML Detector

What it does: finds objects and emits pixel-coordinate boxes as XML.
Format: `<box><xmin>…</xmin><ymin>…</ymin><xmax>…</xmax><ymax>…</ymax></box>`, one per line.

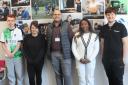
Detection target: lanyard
<box><xmin>81</xmin><ymin>33</ymin><xmax>92</xmax><ymax>59</ymax></box>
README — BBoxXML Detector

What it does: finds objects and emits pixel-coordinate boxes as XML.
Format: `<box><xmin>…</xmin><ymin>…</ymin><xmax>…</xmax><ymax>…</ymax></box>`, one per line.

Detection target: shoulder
<box><xmin>115</xmin><ymin>21</ymin><xmax>124</xmax><ymax>26</ymax></box>
<box><xmin>47</xmin><ymin>23</ymin><xmax>53</xmax><ymax>28</ymax></box>
<box><xmin>24</xmin><ymin>34</ymin><xmax>31</xmax><ymax>39</ymax></box>
<box><xmin>114</xmin><ymin>22</ymin><xmax>127</xmax><ymax>31</ymax></box>
<box><xmin>91</xmin><ymin>32</ymin><xmax>97</xmax><ymax>36</ymax></box>
<box><xmin>39</xmin><ymin>34</ymin><xmax>45</xmax><ymax>38</ymax></box>
<box><xmin>91</xmin><ymin>32</ymin><xmax>99</xmax><ymax>40</ymax></box>
<box><xmin>100</xmin><ymin>24</ymin><xmax>108</xmax><ymax>32</ymax></box>
<box><xmin>115</xmin><ymin>22</ymin><xmax>126</xmax><ymax>28</ymax></box>
<box><xmin>102</xmin><ymin>24</ymin><xmax>108</xmax><ymax>28</ymax></box>
<box><xmin>47</xmin><ymin>23</ymin><xmax>53</xmax><ymax>31</ymax></box>
<box><xmin>3</xmin><ymin>28</ymin><xmax>9</xmax><ymax>32</ymax></box>
<box><xmin>62</xmin><ymin>21</ymin><xmax>69</xmax><ymax>26</ymax></box>
<box><xmin>73</xmin><ymin>32</ymin><xmax>80</xmax><ymax>38</ymax></box>
<box><xmin>14</xmin><ymin>28</ymin><xmax>22</xmax><ymax>32</ymax></box>
<box><xmin>74</xmin><ymin>32</ymin><xmax>80</xmax><ymax>36</ymax></box>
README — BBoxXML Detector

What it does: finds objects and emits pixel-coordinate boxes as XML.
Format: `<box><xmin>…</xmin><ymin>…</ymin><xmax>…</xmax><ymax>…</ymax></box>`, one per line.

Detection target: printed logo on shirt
<box><xmin>7</xmin><ymin>40</ymin><xmax>17</xmax><ymax>44</ymax></box>
<box><xmin>114</xmin><ymin>30</ymin><xmax>120</xmax><ymax>32</ymax></box>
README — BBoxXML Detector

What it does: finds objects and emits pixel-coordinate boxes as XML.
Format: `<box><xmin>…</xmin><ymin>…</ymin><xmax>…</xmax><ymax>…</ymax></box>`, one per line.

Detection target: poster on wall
<box><xmin>82</xmin><ymin>0</ymin><xmax>104</xmax><ymax>18</ymax></box>
<box><xmin>60</xmin><ymin>0</ymin><xmax>81</xmax><ymax>13</ymax></box>
<box><xmin>11</xmin><ymin>0</ymin><xmax>30</xmax><ymax>6</ymax></box>
<box><xmin>92</xmin><ymin>19</ymin><xmax>104</xmax><ymax>33</ymax></box>
<box><xmin>105</xmin><ymin>0</ymin><xmax>128</xmax><ymax>14</ymax></box>
<box><xmin>31</xmin><ymin>0</ymin><xmax>59</xmax><ymax>19</ymax></box>
<box><xmin>62</xmin><ymin>13</ymin><xmax>82</xmax><ymax>32</ymax></box>
<box><xmin>12</xmin><ymin>6</ymin><xmax>31</xmax><ymax>20</ymax></box>
<box><xmin>0</xmin><ymin>0</ymin><xmax>10</xmax><ymax>6</ymax></box>
<box><xmin>0</xmin><ymin>0</ymin><xmax>10</xmax><ymax>21</ymax></box>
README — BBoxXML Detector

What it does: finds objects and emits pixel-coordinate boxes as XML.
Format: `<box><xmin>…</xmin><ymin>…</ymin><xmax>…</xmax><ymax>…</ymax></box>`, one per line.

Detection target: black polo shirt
<box><xmin>100</xmin><ymin>21</ymin><xmax>127</xmax><ymax>59</ymax></box>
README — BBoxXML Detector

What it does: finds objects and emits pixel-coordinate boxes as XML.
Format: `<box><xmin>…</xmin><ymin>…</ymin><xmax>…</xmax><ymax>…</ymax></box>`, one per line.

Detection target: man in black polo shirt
<box><xmin>100</xmin><ymin>7</ymin><xmax>128</xmax><ymax>85</ymax></box>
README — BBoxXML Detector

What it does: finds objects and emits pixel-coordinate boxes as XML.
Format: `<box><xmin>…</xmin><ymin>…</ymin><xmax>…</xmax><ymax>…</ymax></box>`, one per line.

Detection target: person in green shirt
<box><xmin>0</xmin><ymin>14</ymin><xmax>24</xmax><ymax>85</ymax></box>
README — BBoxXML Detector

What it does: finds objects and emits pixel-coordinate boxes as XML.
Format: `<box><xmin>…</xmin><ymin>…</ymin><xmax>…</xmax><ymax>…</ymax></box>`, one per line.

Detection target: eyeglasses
<box><xmin>53</xmin><ymin>14</ymin><xmax>61</xmax><ymax>16</ymax></box>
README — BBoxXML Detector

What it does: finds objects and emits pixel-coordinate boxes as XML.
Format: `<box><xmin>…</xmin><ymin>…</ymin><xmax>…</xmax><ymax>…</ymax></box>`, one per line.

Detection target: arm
<box><xmin>22</xmin><ymin>36</ymin><xmax>32</xmax><ymax>59</ymax></box>
<box><xmin>12</xmin><ymin>42</ymin><xmax>21</xmax><ymax>55</ymax></box>
<box><xmin>122</xmin><ymin>37</ymin><xmax>128</xmax><ymax>65</ymax></box>
<box><xmin>37</xmin><ymin>35</ymin><xmax>46</xmax><ymax>60</ymax></box>
<box><xmin>2</xmin><ymin>42</ymin><xmax>13</xmax><ymax>58</ymax></box>
<box><xmin>46</xmin><ymin>24</ymin><xmax>52</xmax><ymax>57</ymax></box>
<box><xmin>68</xmin><ymin>24</ymin><xmax>74</xmax><ymax>41</ymax></box>
<box><xmin>0</xmin><ymin>32</ymin><xmax>13</xmax><ymax>57</ymax></box>
<box><xmin>100</xmin><ymin>38</ymin><xmax>104</xmax><ymax>57</ymax></box>
<box><xmin>72</xmin><ymin>37</ymin><xmax>81</xmax><ymax>61</ymax></box>
<box><xmin>120</xmin><ymin>24</ymin><xmax>128</xmax><ymax>65</ymax></box>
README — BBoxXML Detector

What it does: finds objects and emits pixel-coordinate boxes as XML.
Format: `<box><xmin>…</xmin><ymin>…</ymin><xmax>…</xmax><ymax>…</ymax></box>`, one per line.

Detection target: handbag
<box><xmin>0</xmin><ymin>60</ymin><xmax>6</xmax><ymax>80</ymax></box>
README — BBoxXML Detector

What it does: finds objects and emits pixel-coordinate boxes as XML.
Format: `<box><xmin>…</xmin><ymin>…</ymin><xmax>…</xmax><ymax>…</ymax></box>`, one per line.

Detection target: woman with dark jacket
<box><xmin>23</xmin><ymin>21</ymin><xmax>46</xmax><ymax>85</ymax></box>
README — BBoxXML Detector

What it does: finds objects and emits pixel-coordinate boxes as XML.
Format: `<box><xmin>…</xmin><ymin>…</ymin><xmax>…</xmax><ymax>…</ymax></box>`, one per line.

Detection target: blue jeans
<box><xmin>6</xmin><ymin>58</ymin><xmax>24</xmax><ymax>85</ymax></box>
<box><xmin>51</xmin><ymin>51</ymin><xmax>73</xmax><ymax>85</ymax></box>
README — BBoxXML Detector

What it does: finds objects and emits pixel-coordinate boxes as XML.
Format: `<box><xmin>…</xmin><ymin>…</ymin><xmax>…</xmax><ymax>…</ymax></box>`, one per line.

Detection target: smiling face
<box><xmin>106</xmin><ymin>12</ymin><xmax>116</xmax><ymax>23</ymax></box>
<box><xmin>105</xmin><ymin>7</ymin><xmax>116</xmax><ymax>23</ymax></box>
<box><xmin>53</xmin><ymin>10</ymin><xmax>62</xmax><ymax>22</ymax></box>
<box><xmin>31</xmin><ymin>25</ymin><xmax>39</xmax><ymax>36</ymax></box>
<box><xmin>80</xmin><ymin>20</ymin><xmax>89</xmax><ymax>32</ymax></box>
<box><xmin>7</xmin><ymin>17</ymin><xmax>16</xmax><ymax>29</ymax></box>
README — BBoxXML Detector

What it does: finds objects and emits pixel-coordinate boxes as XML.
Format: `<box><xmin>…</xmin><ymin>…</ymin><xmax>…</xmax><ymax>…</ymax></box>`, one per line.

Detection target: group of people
<box><xmin>0</xmin><ymin>7</ymin><xmax>128</xmax><ymax>85</ymax></box>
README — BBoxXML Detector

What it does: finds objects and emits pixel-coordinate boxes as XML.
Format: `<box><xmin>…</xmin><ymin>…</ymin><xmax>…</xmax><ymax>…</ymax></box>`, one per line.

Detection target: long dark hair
<box><xmin>77</xmin><ymin>17</ymin><xmax>93</xmax><ymax>37</ymax></box>
<box><xmin>74</xmin><ymin>18</ymin><xmax>93</xmax><ymax>43</ymax></box>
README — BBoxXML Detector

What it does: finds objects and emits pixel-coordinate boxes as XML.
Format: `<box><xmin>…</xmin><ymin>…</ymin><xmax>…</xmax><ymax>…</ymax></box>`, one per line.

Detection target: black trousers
<box><xmin>102</xmin><ymin>58</ymin><xmax>124</xmax><ymax>85</ymax></box>
<box><xmin>27</xmin><ymin>59</ymin><xmax>44</xmax><ymax>85</ymax></box>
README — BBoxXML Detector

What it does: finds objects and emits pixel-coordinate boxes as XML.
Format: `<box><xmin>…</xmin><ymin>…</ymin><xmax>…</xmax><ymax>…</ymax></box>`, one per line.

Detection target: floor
<box><xmin>0</xmin><ymin>54</ymin><xmax>128</xmax><ymax>85</ymax></box>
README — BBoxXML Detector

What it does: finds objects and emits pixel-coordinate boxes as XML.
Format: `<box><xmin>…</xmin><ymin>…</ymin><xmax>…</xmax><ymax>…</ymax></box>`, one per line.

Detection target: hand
<box><xmin>6</xmin><ymin>52</ymin><xmax>13</xmax><ymax>58</ymax></box>
<box><xmin>0</xmin><ymin>68</ymin><xmax>5</xmax><ymax>72</ymax></box>
<box><xmin>80</xmin><ymin>58</ymin><xmax>90</xmax><ymax>64</ymax></box>
<box><xmin>85</xmin><ymin>58</ymin><xmax>90</xmax><ymax>64</ymax></box>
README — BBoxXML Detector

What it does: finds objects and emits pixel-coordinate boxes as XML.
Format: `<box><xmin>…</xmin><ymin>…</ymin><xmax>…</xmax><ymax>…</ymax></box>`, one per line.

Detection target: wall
<box><xmin>0</xmin><ymin>0</ymin><xmax>128</xmax><ymax>85</ymax></box>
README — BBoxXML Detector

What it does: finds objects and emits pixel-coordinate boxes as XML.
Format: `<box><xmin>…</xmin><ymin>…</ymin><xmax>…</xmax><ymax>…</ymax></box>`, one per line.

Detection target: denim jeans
<box><xmin>51</xmin><ymin>51</ymin><xmax>73</xmax><ymax>85</ymax></box>
<box><xmin>6</xmin><ymin>58</ymin><xmax>24</xmax><ymax>85</ymax></box>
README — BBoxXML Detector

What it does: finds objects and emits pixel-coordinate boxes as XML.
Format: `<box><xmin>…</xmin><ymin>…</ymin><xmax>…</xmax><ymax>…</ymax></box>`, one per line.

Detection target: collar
<box><xmin>107</xmin><ymin>21</ymin><xmax>118</xmax><ymax>30</ymax></box>
<box><xmin>108</xmin><ymin>20</ymin><xmax>116</xmax><ymax>27</ymax></box>
<box><xmin>9</xmin><ymin>27</ymin><xmax>15</xmax><ymax>31</ymax></box>
<box><xmin>52</xmin><ymin>20</ymin><xmax>62</xmax><ymax>27</ymax></box>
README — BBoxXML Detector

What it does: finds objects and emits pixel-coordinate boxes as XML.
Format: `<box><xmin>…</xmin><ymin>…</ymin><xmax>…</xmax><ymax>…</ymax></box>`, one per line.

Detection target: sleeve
<box><xmin>0</xmin><ymin>32</ymin><xmax>5</xmax><ymax>43</ymax></box>
<box><xmin>99</xmin><ymin>27</ymin><xmax>104</xmax><ymax>38</ymax></box>
<box><xmin>72</xmin><ymin>37</ymin><xmax>81</xmax><ymax>61</ymax></box>
<box><xmin>22</xmin><ymin>36</ymin><xmax>32</xmax><ymax>59</ymax></box>
<box><xmin>37</xmin><ymin>35</ymin><xmax>46</xmax><ymax>60</ymax></box>
<box><xmin>88</xmin><ymin>36</ymin><xmax>100</xmax><ymax>61</ymax></box>
<box><xmin>68</xmin><ymin>24</ymin><xmax>74</xmax><ymax>42</ymax></box>
<box><xmin>120</xmin><ymin>24</ymin><xmax>128</xmax><ymax>38</ymax></box>
<box><xmin>17</xmin><ymin>29</ymin><xmax>23</xmax><ymax>42</ymax></box>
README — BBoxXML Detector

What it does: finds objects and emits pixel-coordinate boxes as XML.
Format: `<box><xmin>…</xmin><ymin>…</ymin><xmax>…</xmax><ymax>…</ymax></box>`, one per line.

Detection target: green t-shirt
<box><xmin>0</xmin><ymin>28</ymin><xmax>23</xmax><ymax>59</ymax></box>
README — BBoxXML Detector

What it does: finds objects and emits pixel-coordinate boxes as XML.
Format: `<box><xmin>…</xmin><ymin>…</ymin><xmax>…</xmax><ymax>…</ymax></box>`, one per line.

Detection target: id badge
<box><xmin>55</xmin><ymin>37</ymin><xmax>60</xmax><ymax>42</ymax></box>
